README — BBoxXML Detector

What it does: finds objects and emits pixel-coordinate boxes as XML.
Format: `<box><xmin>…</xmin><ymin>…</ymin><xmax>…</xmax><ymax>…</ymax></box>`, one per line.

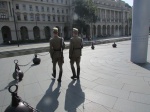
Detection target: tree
<box><xmin>73</xmin><ymin>0</ymin><xmax>98</xmax><ymax>37</ymax></box>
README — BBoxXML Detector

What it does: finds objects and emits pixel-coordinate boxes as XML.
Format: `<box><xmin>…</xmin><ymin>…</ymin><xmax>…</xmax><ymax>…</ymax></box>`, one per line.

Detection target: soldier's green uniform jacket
<box><xmin>49</xmin><ymin>36</ymin><xmax>65</xmax><ymax>60</ymax></box>
<box><xmin>69</xmin><ymin>36</ymin><xmax>83</xmax><ymax>58</ymax></box>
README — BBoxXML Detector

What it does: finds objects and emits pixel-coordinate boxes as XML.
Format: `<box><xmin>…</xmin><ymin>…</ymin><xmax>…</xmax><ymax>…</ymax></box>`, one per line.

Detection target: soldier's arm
<box><xmin>81</xmin><ymin>38</ymin><xmax>83</xmax><ymax>49</ymax></box>
<box><xmin>69</xmin><ymin>39</ymin><xmax>73</xmax><ymax>58</ymax></box>
<box><xmin>49</xmin><ymin>40</ymin><xmax>53</xmax><ymax>59</ymax></box>
<box><xmin>62</xmin><ymin>38</ymin><xmax>65</xmax><ymax>50</ymax></box>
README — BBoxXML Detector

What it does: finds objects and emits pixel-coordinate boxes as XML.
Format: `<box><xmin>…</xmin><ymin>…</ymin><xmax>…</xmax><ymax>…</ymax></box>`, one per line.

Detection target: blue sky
<box><xmin>122</xmin><ymin>0</ymin><xmax>133</xmax><ymax>6</ymax></box>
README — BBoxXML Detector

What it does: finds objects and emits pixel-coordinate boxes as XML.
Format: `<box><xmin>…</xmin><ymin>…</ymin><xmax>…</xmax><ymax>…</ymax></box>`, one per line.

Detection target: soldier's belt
<box><xmin>73</xmin><ymin>48</ymin><xmax>81</xmax><ymax>50</ymax></box>
<box><xmin>53</xmin><ymin>49</ymin><xmax>61</xmax><ymax>51</ymax></box>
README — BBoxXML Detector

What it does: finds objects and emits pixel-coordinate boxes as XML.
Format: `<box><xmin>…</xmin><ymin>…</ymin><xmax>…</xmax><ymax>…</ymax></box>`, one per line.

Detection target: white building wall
<box><xmin>0</xmin><ymin>0</ymin><xmax>132</xmax><ymax>44</ymax></box>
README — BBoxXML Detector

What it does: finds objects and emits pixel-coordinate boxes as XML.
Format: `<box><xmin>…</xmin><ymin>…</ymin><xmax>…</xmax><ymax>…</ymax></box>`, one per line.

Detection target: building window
<box><xmin>52</xmin><ymin>8</ymin><xmax>55</xmax><ymax>13</ymax></box>
<box><xmin>41</xmin><ymin>6</ymin><xmax>44</xmax><ymax>12</ymax></box>
<box><xmin>48</xmin><ymin>15</ymin><xmax>50</xmax><ymax>21</ymax></box>
<box><xmin>58</xmin><ymin>16</ymin><xmax>60</xmax><ymax>22</ymax></box>
<box><xmin>0</xmin><ymin>2</ymin><xmax>5</xmax><ymax>8</ymax></box>
<box><xmin>62</xmin><ymin>9</ymin><xmax>64</xmax><ymax>13</ymax></box>
<box><xmin>62</xmin><ymin>16</ymin><xmax>64</xmax><ymax>22</ymax></box>
<box><xmin>66</xmin><ymin>16</ymin><xmax>68</xmax><ymax>21</ymax></box>
<box><xmin>66</xmin><ymin>9</ymin><xmax>68</xmax><ymax>14</ymax></box>
<box><xmin>24</xmin><ymin>14</ymin><xmax>28</xmax><ymax>21</ymax></box>
<box><xmin>23</xmin><ymin>4</ymin><xmax>26</xmax><ymax>10</ymax></box>
<box><xmin>57</xmin><ymin>0</ymin><xmax>59</xmax><ymax>3</ymax></box>
<box><xmin>16</xmin><ymin>14</ymin><xmax>21</xmax><ymax>20</ymax></box>
<box><xmin>61</xmin><ymin>0</ymin><xmax>63</xmax><ymax>4</ymax></box>
<box><xmin>36</xmin><ymin>15</ymin><xmax>40</xmax><ymax>21</ymax></box>
<box><xmin>29</xmin><ymin>5</ymin><xmax>33</xmax><ymax>11</ymax></box>
<box><xmin>30</xmin><ymin>14</ymin><xmax>34</xmax><ymax>21</ymax></box>
<box><xmin>66</xmin><ymin>0</ymin><xmax>67</xmax><ymax>4</ymax></box>
<box><xmin>0</xmin><ymin>13</ymin><xmax>8</xmax><ymax>20</ymax></box>
<box><xmin>16</xmin><ymin>4</ymin><xmax>19</xmax><ymax>9</ymax></box>
<box><xmin>52</xmin><ymin>0</ymin><xmax>54</xmax><ymax>3</ymax></box>
<box><xmin>53</xmin><ymin>15</ymin><xmax>55</xmax><ymax>21</ymax></box>
<box><xmin>47</xmin><ymin>7</ymin><xmax>49</xmax><ymax>12</ymax></box>
<box><xmin>36</xmin><ymin>6</ymin><xmax>39</xmax><ymax>12</ymax></box>
<box><xmin>42</xmin><ymin>15</ymin><xmax>45</xmax><ymax>21</ymax></box>
<box><xmin>57</xmin><ymin>9</ymin><xmax>59</xmax><ymax>13</ymax></box>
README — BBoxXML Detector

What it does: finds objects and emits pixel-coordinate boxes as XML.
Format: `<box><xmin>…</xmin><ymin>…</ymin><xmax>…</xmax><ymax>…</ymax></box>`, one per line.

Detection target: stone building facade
<box><xmin>0</xmin><ymin>0</ymin><xmax>132</xmax><ymax>44</ymax></box>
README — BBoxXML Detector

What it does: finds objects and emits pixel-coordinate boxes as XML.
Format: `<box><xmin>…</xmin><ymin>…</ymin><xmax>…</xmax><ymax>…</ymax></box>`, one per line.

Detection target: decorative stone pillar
<box><xmin>131</xmin><ymin>0</ymin><xmax>150</xmax><ymax>63</ymax></box>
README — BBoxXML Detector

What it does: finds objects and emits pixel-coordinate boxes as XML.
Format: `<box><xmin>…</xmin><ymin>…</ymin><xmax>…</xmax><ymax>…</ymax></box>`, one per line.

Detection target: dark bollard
<box><xmin>91</xmin><ymin>42</ymin><xmax>95</xmax><ymax>50</ymax></box>
<box><xmin>112</xmin><ymin>42</ymin><xmax>117</xmax><ymax>48</ymax></box>
<box><xmin>33</xmin><ymin>54</ymin><xmax>41</xmax><ymax>65</ymax></box>
<box><xmin>13</xmin><ymin>60</ymin><xmax>24</xmax><ymax>81</ymax></box>
<box><xmin>5</xmin><ymin>85</ymin><xmax>34</xmax><ymax>112</ymax></box>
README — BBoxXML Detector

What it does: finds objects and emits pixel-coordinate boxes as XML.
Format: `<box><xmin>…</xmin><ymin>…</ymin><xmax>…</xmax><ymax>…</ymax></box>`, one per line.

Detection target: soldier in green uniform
<box><xmin>49</xmin><ymin>27</ymin><xmax>65</xmax><ymax>83</ymax></box>
<box><xmin>69</xmin><ymin>28</ymin><xmax>83</xmax><ymax>79</ymax></box>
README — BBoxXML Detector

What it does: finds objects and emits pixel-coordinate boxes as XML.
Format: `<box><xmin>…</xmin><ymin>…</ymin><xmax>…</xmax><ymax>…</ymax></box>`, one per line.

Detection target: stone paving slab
<box><xmin>1</xmin><ymin>40</ymin><xmax>150</xmax><ymax>112</ymax></box>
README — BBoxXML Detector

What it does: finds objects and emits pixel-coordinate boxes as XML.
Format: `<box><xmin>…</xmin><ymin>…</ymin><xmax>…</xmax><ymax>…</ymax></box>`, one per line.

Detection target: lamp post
<box><xmin>12</xmin><ymin>0</ymin><xmax>19</xmax><ymax>47</ymax></box>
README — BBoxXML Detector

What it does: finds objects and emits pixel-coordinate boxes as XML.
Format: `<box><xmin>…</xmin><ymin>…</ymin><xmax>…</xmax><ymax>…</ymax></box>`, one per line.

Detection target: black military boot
<box><xmin>71</xmin><ymin>66</ymin><xmax>77</xmax><ymax>79</ymax></box>
<box><xmin>77</xmin><ymin>68</ymin><xmax>80</xmax><ymax>79</ymax></box>
<box><xmin>52</xmin><ymin>69</ymin><xmax>56</xmax><ymax>78</ymax></box>
<box><xmin>57</xmin><ymin>71</ymin><xmax>62</xmax><ymax>83</ymax></box>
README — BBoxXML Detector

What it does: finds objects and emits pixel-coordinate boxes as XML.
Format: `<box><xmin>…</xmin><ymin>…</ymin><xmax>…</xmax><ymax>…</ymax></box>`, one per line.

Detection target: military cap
<box><xmin>53</xmin><ymin>27</ymin><xmax>58</xmax><ymax>32</ymax></box>
<box><xmin>73</xmin><ymin>28</ymin><xmax>78</xmax><ymax>32</ymax></box>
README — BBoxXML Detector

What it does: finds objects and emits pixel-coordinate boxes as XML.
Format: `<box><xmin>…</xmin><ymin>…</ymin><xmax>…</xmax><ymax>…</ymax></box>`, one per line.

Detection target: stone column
<box><xmin>0</xmin><ymin>30</ymin><xmax>3</xmax><ymax>44</ymax></box>
<box><xmin>114</xmin><ymin>11</ymin><xmax>115</xmax><ymax>22</ymax></box>
<box><xmin>105</xmin><ymin>9</ymin><xmax>106</xmax><ymax>22</ymax></box>
<box><xmin>109</xmin><ymin>10</ymin><xmax>111</xmax><ymax>22</ymax></box>
<box><xmin>131</xmin><ymin>0</ymin><xmax>150</xmax><ymax>63</ymax></box>
<box><xmin>95</xmin><ymin>25</ymin><xmax>97</xmax><ymax>37</ymax></box>
<box><xmin>100</xmin><ymin>9</ymin><xmax>102</xmax><ymax>22</ymax></box>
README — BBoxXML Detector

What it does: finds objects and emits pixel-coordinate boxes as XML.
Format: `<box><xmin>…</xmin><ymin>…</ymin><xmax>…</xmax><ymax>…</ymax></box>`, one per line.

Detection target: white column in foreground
<box><xmin>131</xmin><ymin>0</ymin><xmax>150</xmax><ymax>63</ymax></box>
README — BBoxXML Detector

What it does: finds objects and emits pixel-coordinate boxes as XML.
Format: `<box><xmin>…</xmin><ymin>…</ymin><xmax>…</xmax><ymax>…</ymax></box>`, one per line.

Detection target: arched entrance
<box><xmin>85</xmin><ymin>25</ymin><xmax>90</xmax><ymax>40</ymax></box>
<box><xmin>125</xmin><ymin>25</ymin><xmax>128</xmax><ymax>36</ymax></box>
<box><xmin>93</xmin><ymin>25</ymin><xmax>96</xmax><ymax>37</ymax></box>
<box><xmin>64</xmin><ymin>26</ymin><xmax>69</xmax><ymax>39</ymax></box>
<box><xmin>119</xmin><ymin>25</ymin><xmax>122</xmax><ymax>36</ymax></box>
<box><xmin>20</xmin><ymin>26</ymin><xmax>29</xmax><ymax>40</ymax></box>
<box><xmin>97</xmin><ymin>25</ymin><xmax>101</xmax><ymax>37</ymax></box>
<box><xmin>115</xmin><ymin>25</ymin><xmax>118</xmax><ymax>36</ymax></box>
<box><xmin>1</xmin><ymin>26</ymin><xmax>12</xmax><ymax>43</ymax></box>
<box><xmin>102</xmin><ymin>25</ymin><xmax>106</xmax><ymax>36</ymax></box>
<box><xmin>33</xmin><ymin>26</ymin><xmax>40</xmax><ymax>40</ymax></box>
<box><xmin>111</xmin><ymin>25</ymin><xmax>114</xmax><ymax>36</ymax></box>
<box><xmin>44</xmin><ymin>26</ymin><xmax>51</xmax><ymax>40</ymax></box>
<box><xmin>129</xmin><ymin>27</ymin><xmax>131</xmax><ymax>35</ymax></box>
<box><xmin>55</xmin><ymin>26</ymin><xmax>60</xmax><ymax>36</ymax></box>
<box><xmin>107</xmin><ymin>25</ymin><xmax>110</xmax><ymax>36</ymax></box>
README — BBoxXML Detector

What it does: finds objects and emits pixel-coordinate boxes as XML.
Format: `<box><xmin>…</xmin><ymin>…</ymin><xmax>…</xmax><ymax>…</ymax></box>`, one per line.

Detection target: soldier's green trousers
<box><xmin>53</xmin><ymin>57</ymin><xmax>63</xmax><ymax>72</ymax></box>
<box><xmin>70</xmin><ymin>57</ymin><xmax>81</xmax><ymax>69</ymax></box>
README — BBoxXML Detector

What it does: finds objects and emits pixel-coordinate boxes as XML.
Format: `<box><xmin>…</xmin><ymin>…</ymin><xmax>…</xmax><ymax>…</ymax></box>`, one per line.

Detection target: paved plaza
<box><xmin>1</xmin><ymin>40</ymin><xmax>150</xmax><ymax>112</ymax></box>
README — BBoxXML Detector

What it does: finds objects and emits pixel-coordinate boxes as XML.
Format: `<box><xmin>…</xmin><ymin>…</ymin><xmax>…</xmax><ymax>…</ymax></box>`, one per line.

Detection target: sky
<box><xmin>122</xmin><ymin>0</ymin><xmax>133</xmax><ymax>6</ymax></box>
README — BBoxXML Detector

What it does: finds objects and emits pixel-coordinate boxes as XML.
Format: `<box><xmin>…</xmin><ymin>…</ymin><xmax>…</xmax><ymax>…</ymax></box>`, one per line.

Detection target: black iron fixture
<box><xmin>5</xmin><ymin>85</ymin><xmax>40</xmax><ymax>112</ymax></box>
<box><xmin>91</xmin><ymin>42</ymin><xmax>95</xmax><ymax>50</ymax></box>
<box><xmin>112</xmin><ymin>42</ymin><xmax>117</xmax><ymax>48</ymax></box>
<box><xmin>13</xmin><ymin>60</ymin><xmax>24</xmax><ymax>81</ymax></box>
<box><xmin>33</xmin><ymin>54</ymin><xmax>41</xmax><ymax>65</ymax></box>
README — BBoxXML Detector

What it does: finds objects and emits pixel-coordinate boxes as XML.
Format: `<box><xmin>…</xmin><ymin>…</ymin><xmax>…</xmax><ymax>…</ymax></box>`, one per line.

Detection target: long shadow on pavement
<box><xmin>136</xmin><ymin>62</ymin><xmax>150</xmax><ymax>71</ymax></box>
<box><xmin>36</xmin><ymin>79</ymin><xmax>61</xmax><ymax>112</ymax></box>
<box><xmin>65</xmin><ymin>80</ymin><xmax>85</xmax><ymax>112</ymax></box>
